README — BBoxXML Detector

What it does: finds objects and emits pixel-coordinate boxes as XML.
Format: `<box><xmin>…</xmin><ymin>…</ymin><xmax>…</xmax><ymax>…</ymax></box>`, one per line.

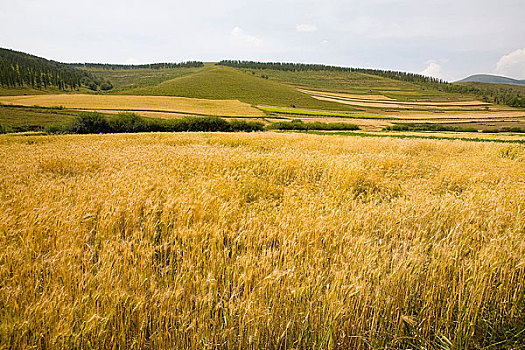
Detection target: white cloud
<box><xmin>296</xmin><ymin>24</ymin><xmax>318</xmax><ymax>33</ymax></box>
<box><xmin>1</xmin><ymin>0</ymin><xmax>524</xmax><ymax>78</ymax></box>
<box><xmin>231</xmin><ymin>26</ymin><xmax>262</xmax><ymax>46</ymax></box>
<box><xmin>495</xmin><ymin>48</ymin><xmax>525</xmax><ymax>79</ymax></box>
<box><xmin>420</xmin><ymin>61</ymin><xmax>446</xmax><ymax>80</ymax></box>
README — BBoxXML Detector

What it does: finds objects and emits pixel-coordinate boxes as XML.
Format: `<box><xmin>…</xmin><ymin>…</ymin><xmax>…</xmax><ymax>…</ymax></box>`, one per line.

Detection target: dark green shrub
<box><xmin>143</xmin><ymin>116</ymin><xmax>234</xmax><ymax>132</ymax></box>
<box><xmin>385</xmin><ymin>123</ymin><xmax>478</xmax><ymax>132</ymax></box>
<box><xmin>306</xmin><ymin>122</ymin><xmax>360</xmax><ymax>130</ymax></box>
<box><xmin>100</xmin><ymin>81</ymin><xmax>113</xmax><ymax>91</ymax></box>
<box><xmin>0</xmin><ymin>124</ymin><xmax>6</xmax><ymax>134</ymax></box>
<box><xmin>45</xmin><ymin>124</ymin><xmax>69</xmax><ymax>134</ymax></box>
<box><xmin>483</xmin><ymin>127</ymin><xmax>525</xmax><ymax>133</ymax></box>
<box><xmin>61</xmin><ymin>113</ymin><xmax>265</xmax><ymax>134</ymax></box>
<box><xmin>146</xmin><ymin>118</ymin><xmax>169</xmax><ymax>132</ymax></box>
<box><xmin>500</xmin><ymin>127</ymin><xmax>525</xmax><ymax>133</ymax></box>
<box><xmin>108</xmin><ymin>113</ymin><xmax>149</xmax><ymax>133</ymax></box>
<box><xmin>183</xmin><ymin>116</ymin><xmax>231</xmax><ymax>132</ymax></box>
<box><xmin>266</xmin><ymin>120</ymin><xmax>359</xmax><ymax>131</ymax></box>
<box><xmin>228</xmin><ymin>119</ymin><xmax>264</xmax><ymax>132</ymax></box>
<box><xmin>266</xmin><ymin>120</ymin><xmax>307</xmax><ymax>131</ymax></box>
<box><xmin>68</xmin><ymin>112</ymin><xmax>110</xmax><ymax>134</ymax></box>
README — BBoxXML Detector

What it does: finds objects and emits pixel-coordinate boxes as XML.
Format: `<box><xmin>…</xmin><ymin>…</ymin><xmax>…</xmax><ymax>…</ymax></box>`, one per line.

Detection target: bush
<box><xmin>385</xmin><ymin>123</ymin><xmax>477</xmax><ymax>132</ymax></box>
<box><xmin>61</xmin><ymin>113</ymin><xmax>264</xmax><ymax>134</ymax></box>
<box><xmin>483</xmin><ymin>127</ymin><xmax>525</xmax><ymax>133</ymax></box>
<box><xmin>0</xmin><ymin>124</ymin><xmax>6</xmax><ymax>134</ymax></box>
<box><xmin>100</xmin><ymin>81</ymin><xmax>113</xmax><ymax>91</ymax></box>
<box><xmin>183</xmin><ymin>116</ymin><xmax>231</xmax><ymax>132</ymax></box>
<box><xmin>266</xmin><ymin>120</ymin><xmax>359</xmax><ymax>131</ymax></box>
<box><xmin>87</xmin><ymin>82</ymin><xmax>98</xmax><ymax>91</ymax></box>
<box><xmin>228</xmin><ymin>119</ymin><xmax>264</xmax><ymax>132</ymax></box>
<box><xmin>45</xmin><ymin>124</ymin><xmax>69</xmax><ymax>134</ymax></box>
<box><xmin>500</xmin><ymin>127</ymin><xmax>525</xmax><ymax>133</ymax></box>
<box><xmin>108</xmin><ymin>113</ymin><xmax>149</xmax><ymax>133</ymax></box>
<box><xmin>68</xmin><ymin>112</ymin><xmax>110</xmax><ymax>134</ymax></box>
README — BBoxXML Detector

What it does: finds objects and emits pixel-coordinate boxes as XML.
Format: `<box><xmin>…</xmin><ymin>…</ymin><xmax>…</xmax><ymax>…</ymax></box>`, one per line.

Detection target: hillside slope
<box><xmin>0</xmin><ymin>48</ymin><xmax>109</xmax><ymax>92</ymax></box>
<box><xmin>125</xmin><ymin>65</ymin><xmax>364</xmax><ymax>111</ymax></box>
<box><xmin>234</xmin><ymin>68</ymin><xmax>470</xmax><ymax>101</ymax></box>
<box><xmin>90</xmin><ymin>66</ymin><xmax>204</xmax><ymax>91</ymax></box>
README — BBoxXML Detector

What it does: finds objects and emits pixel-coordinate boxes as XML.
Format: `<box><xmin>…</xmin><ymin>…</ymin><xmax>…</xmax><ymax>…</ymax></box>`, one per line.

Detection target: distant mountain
<box><xmin>457</xmin><ymin>74</ymin><xmax>525</xmax><ymax>86</ymax></box>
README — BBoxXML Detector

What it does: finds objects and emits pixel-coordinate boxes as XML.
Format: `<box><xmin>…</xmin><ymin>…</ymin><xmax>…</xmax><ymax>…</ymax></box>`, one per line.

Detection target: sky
<box><xmin>1</xmin><ymin>0</ymin><xmax>524</xmax><ymax>81</ymax></box>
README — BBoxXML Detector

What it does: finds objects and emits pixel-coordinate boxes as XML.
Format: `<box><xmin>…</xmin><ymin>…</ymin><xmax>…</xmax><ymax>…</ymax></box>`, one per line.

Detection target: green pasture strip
<box><xmin>258</xmin><ymin>106</ymin><xmax>393</xmax><ymax>119</ymax></box>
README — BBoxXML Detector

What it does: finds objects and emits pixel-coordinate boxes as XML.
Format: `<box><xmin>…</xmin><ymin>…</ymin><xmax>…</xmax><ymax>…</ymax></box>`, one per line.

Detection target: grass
<box><xmin>0</xmin><ymin>85</ymin><xmax>90</xmax><ymax>96</ymax></box>
<box><xmin>385</xmin><ymin>123</ymin><xmax>478</xmax><ymax>132</ymax></box>
<box><xmin>0</xmin><ymin>104</ymin><xmax>76</xmax><ymax>132</ymax></box>
<box><xmin>238</xmin><ymin>68</ymin><xmax>473</xmax><ymax>101</ymax></box>
<box><xmin>258</xmin><ymin>106</ymin><xmax>392</xmax><ymax>119</ymax></box>
<box><xmin>88</xmin><ymin>66</ymin><xmax>204</xmax><ymax>91</ymax></box>
<box><xmin>124</xmin><ymin>65</ymin><xmax>365</xmax><ymax>111</ymax></box>
<box><xmin>266</xmin><ymin>119</ymin><xmax>359</xmax><ymax>131</ymax></box>
<box><xmin>1</xmin><ymin>132</ymin><xmax>524</xmax><ymax>349</ymax></box>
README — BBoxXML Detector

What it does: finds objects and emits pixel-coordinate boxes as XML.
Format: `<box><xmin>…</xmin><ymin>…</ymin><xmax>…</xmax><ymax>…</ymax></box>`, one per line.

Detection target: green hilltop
<box><xmin>120</xmin><ymin>65</ymin><xmax>362</xmax><ymax>111</ymax></box>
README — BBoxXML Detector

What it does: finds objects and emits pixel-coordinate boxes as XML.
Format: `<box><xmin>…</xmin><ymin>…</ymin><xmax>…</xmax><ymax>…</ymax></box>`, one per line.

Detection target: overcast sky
<box><xmin>1</xmin><ymin>0</ymin><xmax>524</xmax><ymax>81</ymax></box>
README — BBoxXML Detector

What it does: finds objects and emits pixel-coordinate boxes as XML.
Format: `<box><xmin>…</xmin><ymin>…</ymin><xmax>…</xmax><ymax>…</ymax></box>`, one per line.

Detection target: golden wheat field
<box><xmin>1</xmin><ymin>132</ymin><xmax>525</xmax><ymax>349</ymax></box>
<box><xmin>0</xmin><ymin>94</ymin><xmax>264</xmax><ymax>117</ymax></box>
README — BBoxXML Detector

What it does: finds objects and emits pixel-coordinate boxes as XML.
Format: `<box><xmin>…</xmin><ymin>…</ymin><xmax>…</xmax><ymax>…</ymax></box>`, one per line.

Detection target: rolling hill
<box><xmin>457</xmin><ymin>74</ymin><xmax>525</xmax><ymax>86</ymax></box>
<box><xmin>1</xmin><ymin>47</ymin><xmax>524</xmax><ymax>112</ymax></box>
<box><xmin>123</xmin><ymin>65</ymin><xmax>367</xmax><ymax>111</ymax></box>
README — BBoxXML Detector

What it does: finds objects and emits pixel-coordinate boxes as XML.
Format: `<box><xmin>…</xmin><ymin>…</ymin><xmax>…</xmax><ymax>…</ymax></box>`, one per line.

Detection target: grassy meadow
<box><xmin>235</xmin><ymin>68</ymin><xmax>473</xmax><ymax>101</ymax></box>
<box><xmin>1</xmin><ymin>132</ymin><xmax>524</xmax><ymax>349</ymax></box>
<box><xmin>123</xmin><ymin>66</ymin><xmax>366</xmax><ymax>111</ymax></box>
<box><xmin>0</xmin><ymin>105</ymin><xmax>76</xmax><ymax>132</ymax></box>
<box><xmin>90</xmin><ymin>66</ymin><xmax>203</xmax><ymax>92</ymax></box>
<box><xmin>258</xmin><ymin>106</ymin><xmax>390</xmax><ymax>119</ymax></box>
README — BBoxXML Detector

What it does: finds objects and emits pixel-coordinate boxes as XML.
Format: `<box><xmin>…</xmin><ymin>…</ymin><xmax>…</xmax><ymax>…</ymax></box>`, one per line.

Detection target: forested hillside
<box><xmin>0</xmin><ymin>48</ymin><xmax>111</xmax><ymax>91</ymax></box>
<box><xmin>0</xmin><ymin>48</ymin><xmax>205</xmax><ymax>93</ymax></box>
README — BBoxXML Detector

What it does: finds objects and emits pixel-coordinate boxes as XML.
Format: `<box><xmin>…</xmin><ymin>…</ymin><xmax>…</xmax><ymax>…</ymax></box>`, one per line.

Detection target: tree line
<box><xmin>0</xmin><ymin>48</ymin><xmax>108</xmax><ymax>91</ymax></box>
<box><xmin>217</xmin><ymin>60</ymin><xmax>446</xmax><ymax>84</ymax></box>
<box><xmin>69</xmin><ymin>62</ymin><xmax>204</xmax><ymax>70</ymax></box>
